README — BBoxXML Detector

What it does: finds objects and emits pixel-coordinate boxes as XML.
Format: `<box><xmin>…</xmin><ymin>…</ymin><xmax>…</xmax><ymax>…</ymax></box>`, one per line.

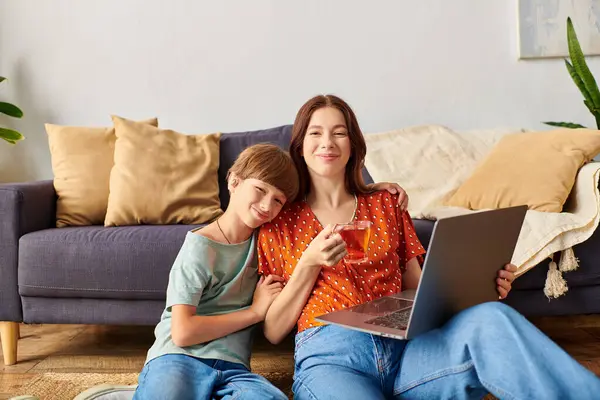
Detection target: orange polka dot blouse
<box><xmin>257</xmin><ymin>190</ymin><xmax>427</xmax><ymax>333</ymax></box>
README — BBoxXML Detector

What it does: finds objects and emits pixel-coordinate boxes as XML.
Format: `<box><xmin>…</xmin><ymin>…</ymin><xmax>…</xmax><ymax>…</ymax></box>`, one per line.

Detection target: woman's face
<box><xmin>302</xmin><ymin>106</ymin><xmax>351</xmax><ymax>181</ymax></box>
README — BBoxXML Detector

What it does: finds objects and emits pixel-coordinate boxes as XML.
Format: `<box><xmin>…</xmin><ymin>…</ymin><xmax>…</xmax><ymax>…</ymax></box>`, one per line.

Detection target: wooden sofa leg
<box><xmin>1</xmin><ymin>321</ymin><xmax>19</xmax><ymax>366</ymax></box>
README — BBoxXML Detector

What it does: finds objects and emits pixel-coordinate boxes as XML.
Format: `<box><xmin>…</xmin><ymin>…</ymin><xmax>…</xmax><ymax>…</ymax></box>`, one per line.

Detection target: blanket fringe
<box><xmin>559</xmin><ymin>247</ymin><xmax>579</xmax><ymax>272</ymax></box>
<box><xmin>544</xmin><ymin>260</ymin><xmax>569</xmax><ymax>299</ymax></box>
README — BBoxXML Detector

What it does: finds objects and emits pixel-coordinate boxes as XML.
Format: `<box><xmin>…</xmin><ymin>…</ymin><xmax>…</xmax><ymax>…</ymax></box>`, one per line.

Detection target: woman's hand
<box><xmin>497</xmin><ymin>263</ymin><xmax>517</xmax><ymax>299</ymax></box>
<box><xmin>370</xmin><ymin>182</ymin><xmax>409</xmax><ymax>211</ymax></box>
<box><xmin>298</xmin><ymin>225</ymin><xmax>347</xmax><ymax>269</ymax></box>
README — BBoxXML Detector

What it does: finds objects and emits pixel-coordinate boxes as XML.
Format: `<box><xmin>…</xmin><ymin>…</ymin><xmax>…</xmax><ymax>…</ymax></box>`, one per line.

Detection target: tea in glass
<box><xmin>334</xmin><ymin>220</ymin><xmax>372</xmax><ymax>263</ymax></box>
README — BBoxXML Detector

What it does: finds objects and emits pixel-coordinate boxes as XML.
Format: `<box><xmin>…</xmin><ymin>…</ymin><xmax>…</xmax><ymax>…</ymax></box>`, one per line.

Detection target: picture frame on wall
<box><xmin>518</xmin><ymin>0</ymin><xmax>600</xmax><ymax>59</ymax></box>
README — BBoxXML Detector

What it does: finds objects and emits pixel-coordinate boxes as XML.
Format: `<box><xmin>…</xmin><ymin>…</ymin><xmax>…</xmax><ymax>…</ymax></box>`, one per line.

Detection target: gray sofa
<box><xmin>2</xmin><ymin>124</ymin><xmax>600</xmax><ymax>366</ymax></box>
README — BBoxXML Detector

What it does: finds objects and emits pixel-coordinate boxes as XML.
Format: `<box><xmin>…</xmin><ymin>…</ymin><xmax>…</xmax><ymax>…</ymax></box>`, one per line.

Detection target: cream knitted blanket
<box><xmin>364</xmin><ymin>125</ymin><xmax>600</xmax><ymax>298</ymax></box>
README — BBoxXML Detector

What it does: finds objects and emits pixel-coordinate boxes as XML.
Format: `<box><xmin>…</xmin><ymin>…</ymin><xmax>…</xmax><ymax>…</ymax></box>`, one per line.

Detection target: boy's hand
<box><xmin>250</xmin><ymin>275</ymin><xmax>284</xmax><ymax>320</ymax></box>
<box><xmin>370</xmin><ymin>182</ymin><xmax>409</xmax><ymax>211</ymax></box>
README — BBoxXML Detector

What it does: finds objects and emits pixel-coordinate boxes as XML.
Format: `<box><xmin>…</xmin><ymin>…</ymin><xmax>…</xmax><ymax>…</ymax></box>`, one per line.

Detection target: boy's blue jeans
<box><xmin>293</xmin><ymin>302</ymin><xmax>600</xmax><ymax>400</ymax></box>
<box><xmin>133</xmin><ymin>354</ymin><xmax>287</xmax><ymax>400</ymax></box>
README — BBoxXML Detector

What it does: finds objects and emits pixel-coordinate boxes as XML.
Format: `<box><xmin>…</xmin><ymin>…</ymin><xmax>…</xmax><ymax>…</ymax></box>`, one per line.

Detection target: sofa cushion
<box><xmin>18</xmin><ymin>225</ymin><xmax>200</xmax><ymax>300</ymax></box>
<box><xmin>46</xmin><ymin>117</ymin><xmax>158</xmax><ymax>227</ymax></box>
<box><xmin>446</xmin><ymin>128</ymin><xmax>600</xmax><ymax>213</ymax></box>
<box><xmin>105</xmin><ymin>117</ymin><xmax>222</xmax><ymax>226</ymax></box>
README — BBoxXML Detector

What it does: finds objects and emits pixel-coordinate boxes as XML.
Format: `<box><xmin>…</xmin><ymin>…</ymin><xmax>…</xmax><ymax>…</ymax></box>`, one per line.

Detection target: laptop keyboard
<box><xmin>364</xmin><ymin>308</ymin><xmax>411</xmax><ymax>330</ymax></box>
<box><xmin>349</xmin><ymin>297</ymin><xmax>413</xmax><ymax>317</ymax></box>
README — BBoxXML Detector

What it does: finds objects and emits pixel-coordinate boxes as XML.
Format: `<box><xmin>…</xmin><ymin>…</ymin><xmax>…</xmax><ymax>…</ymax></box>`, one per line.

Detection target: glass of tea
<box><xmin>334</xmin><ymin>220</ymin><xmax>372</xmax><ymax>263</ymax></box>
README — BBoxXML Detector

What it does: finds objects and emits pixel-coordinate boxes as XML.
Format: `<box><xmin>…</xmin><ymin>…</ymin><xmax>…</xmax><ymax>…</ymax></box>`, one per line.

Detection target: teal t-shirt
<box><xmin>145</xmin><ymin>229</ymin><xmax>258</xmax><ymax>369</ymax></box>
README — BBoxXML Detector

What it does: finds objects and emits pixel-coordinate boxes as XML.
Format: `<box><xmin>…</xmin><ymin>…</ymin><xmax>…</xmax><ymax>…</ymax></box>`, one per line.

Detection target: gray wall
<box><xmin>0</xmin><ymin>0</ymin><xmax>597</xmax><ymax>182</ymax></box>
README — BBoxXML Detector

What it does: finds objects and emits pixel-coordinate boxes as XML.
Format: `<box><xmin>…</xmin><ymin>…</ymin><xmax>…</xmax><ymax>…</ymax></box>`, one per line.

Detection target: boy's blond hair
<box><xmin>228</xmin><ymin>144</ymin><xmax>299</xmax><ymax>202</ymax></box>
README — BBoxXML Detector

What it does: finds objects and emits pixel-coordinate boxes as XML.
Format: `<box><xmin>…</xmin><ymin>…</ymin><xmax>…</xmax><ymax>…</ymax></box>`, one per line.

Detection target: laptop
<box><xmin>315</xmin><ymin>205</ymin><xmax>527</xmax><ymax>340</ymax></box>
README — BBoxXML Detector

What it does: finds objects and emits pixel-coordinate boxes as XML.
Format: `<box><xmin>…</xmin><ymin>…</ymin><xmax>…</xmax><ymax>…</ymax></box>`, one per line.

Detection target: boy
<box><xmin>133</xmin><ymin>144</ymin><xmax>298</xmax><ymax>400</ymax></box>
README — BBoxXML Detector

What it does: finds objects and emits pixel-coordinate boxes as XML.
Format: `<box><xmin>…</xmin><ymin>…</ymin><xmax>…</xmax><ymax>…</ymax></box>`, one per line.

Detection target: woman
<box><xmin>257</xmin><ymin>94</ymin><xmax>600</xmax><ymax>399</ymax></box>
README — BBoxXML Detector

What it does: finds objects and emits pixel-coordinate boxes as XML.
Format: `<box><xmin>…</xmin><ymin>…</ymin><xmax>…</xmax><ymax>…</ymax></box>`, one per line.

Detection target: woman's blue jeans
<box><xmin>293</xmin><ymin>302</ymin><xmax>600</xmax><ymax>399</ymax></box>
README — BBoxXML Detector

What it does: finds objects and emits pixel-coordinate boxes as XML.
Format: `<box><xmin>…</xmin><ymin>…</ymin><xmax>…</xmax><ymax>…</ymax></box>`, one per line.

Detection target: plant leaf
<box><xmin>567</xmin><ymin>17</ymin><xmax>600</xmax><ymax>108</ymax></box>
<box><xmin>0</xmin><ymin>102</ymin><xmax>23</xmax><ymax>118</ymax></box>
<box><xmin>0</xmin><ymin>76</ymin><xmax>5</xmax><ymax>84</ymax></box>
<box><xmin>543</xmin><ymin>121</ymin><xmax>587</xmax><ymax>129</ymax></box>
<box><xmin>566</xmin><ymin>60</ymin><xmax>594</xmax><ymax>106</ymax></box>
<box><xmin>0</xmin><ymin>127</ymin><xmax>24</xmax><ymax>143</ymax></box>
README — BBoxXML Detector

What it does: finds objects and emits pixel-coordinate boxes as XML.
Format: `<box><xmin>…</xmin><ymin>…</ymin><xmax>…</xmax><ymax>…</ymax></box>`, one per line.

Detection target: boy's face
<box><xmin>229</xmin><ymin>177</ymin><xmax>287</xmax><ymax>228</ymax></box>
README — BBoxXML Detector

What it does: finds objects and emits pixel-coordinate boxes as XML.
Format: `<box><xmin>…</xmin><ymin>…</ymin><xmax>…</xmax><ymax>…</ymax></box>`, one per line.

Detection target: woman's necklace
<box><xmin>216</xmin><ymin>219</ymin><xmax>231</xmax><ymax>244</ymax></box>
<box><xmin>350</xmin><ymin>194</ymin><xmax>358</xmax><ymax>222</ymax></box>
<box><xmin>306</xmin><ymin>194</ymin><xmax>358</xmax><ymax>225</ymax></box>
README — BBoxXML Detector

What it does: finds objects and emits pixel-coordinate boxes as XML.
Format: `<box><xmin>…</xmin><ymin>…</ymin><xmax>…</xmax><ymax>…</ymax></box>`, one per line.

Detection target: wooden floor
<box><xmin>1</xmin><ymin>315</ymin><xmax>600</xmax><ymax>399</ymax></box>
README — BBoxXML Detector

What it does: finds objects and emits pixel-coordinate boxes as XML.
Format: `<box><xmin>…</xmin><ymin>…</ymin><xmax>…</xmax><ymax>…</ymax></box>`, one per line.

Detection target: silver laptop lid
<box><xmin>405</xmin><ymin>205</ymin><xmax>527</xmax><ymax>339</ymax></box>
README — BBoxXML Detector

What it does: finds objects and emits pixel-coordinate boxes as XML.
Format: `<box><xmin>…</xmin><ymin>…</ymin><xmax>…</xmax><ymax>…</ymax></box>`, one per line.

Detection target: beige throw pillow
<box><xmin>47</xmin><ymin>118</ymin><xmax>158</xmax><ymax>227</ymax></box>
<box><xmin>105</xmin><ymin>116</ymin><xmax>222</xmax><ymax>226</ymax></box>
<box><xmin>445</xmin><ymin>128</ymin><xmax>600</xmax><ymax>212</ymax></box>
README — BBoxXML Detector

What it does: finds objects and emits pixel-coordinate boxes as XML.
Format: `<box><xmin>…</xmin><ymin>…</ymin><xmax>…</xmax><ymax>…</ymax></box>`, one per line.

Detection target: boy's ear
<box><xmin>228</xmin><ymin>173</ymin><xmax>241</xmax><ymax>193</ymax></box>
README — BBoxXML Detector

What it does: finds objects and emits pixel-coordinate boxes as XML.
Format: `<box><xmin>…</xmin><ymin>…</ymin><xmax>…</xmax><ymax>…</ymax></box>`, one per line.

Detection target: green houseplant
<box><xmin>544</xmin><ymin>17</ymin><xmax>600</xmax><ymax>129</ymax></box>
<box><xmin>0</xmin><ymin>76</ymin><xmax>24</xmax><ymax>144</ymax></box>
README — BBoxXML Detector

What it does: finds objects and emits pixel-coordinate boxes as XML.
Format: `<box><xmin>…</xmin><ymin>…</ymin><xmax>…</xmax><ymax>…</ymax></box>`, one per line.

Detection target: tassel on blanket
<box><xmin>559</xmin><ymin>247</ymin><xmax>579</xmax><ymax>272</ymax></box>
<box><xmin>544</xmin><ymin>260</ymin><xmax>569</xmax><ymax>299</ymax></box>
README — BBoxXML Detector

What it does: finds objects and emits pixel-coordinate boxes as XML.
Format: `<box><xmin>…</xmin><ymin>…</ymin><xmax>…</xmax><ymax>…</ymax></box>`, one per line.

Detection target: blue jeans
<box><xmin>133</xmin><ymin>354</ymin><xmax>287</xmax><ymax>400</ymax></box>
<box><xmin>293</xmin><ymin>302</ymin><xmax>600</xmax><ymax>399</ymax></box>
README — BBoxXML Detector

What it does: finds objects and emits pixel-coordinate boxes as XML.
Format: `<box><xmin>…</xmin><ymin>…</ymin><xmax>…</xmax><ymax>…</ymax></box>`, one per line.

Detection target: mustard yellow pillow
<box><xmin>445</xmin><ymin>128</ymin><xmax>600</xmax><ymax>212</ymax></box>
<box><xmin>46</xmin><ymin>118</ymin><xmax>158</xmax><ymax>227</ymax></box>
<box><xmin>105</xmin><ymin>116</ymin><xmax>222</xmax><ymax>226</ymax></box>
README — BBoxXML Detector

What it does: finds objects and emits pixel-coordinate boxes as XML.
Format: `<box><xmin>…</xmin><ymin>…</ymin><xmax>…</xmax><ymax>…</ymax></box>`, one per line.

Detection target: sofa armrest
<box><xmin>0</xmin><ymin>180</ymin><xmax>56</xmax><ymax>321</ymax></box>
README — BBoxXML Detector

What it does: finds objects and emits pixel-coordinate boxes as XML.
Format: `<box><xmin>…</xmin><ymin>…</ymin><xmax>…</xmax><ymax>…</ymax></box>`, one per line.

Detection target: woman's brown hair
<box><xmin>289</xmin><ymin>94</ymin><xmax>371</xmax><ymax>201</ymax></box>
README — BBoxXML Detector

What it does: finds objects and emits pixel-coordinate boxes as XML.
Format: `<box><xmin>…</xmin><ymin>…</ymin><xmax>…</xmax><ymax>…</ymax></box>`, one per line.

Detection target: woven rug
<box><xmin>9</xmin><ymin>373</ymin><xmax>138</xmax><ymax>400</ymax></box>
<box><xmin>10</xmin><ymin>370</ymin><xmax>293</xmax><ymax>400</ymax></box>
<box><xmin>8</xmin><ymin>346</ymin><xmax>294</xmax><ymax>400</ymax></box>
<box><xmin>6</xmin><ymin>331</ymin><xmax>295</xmax><ymax>400</ymax></box>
